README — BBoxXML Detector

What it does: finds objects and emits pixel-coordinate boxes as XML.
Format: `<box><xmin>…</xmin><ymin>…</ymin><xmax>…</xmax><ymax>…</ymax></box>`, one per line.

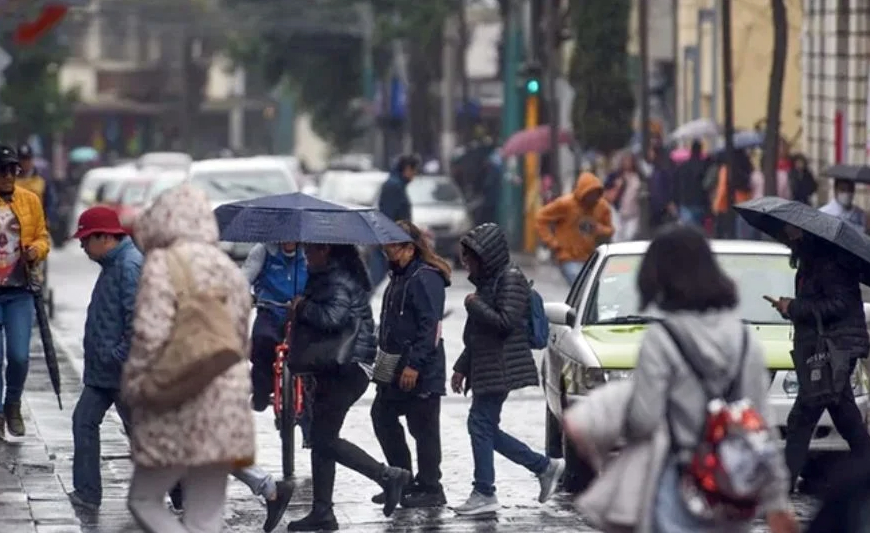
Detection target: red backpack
<box><xmin>661</xmin><ymin>321</ymin><xmax>779</xmax><ymax>521</ymax></box>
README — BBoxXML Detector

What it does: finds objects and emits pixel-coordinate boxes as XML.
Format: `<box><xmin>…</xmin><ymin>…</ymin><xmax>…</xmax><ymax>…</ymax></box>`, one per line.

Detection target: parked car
<box><xmin>317</xmin><ymin>170</ymin><xmax>388</xmax><ymax>206</ymax></box>
<box><xmin>188</xmin><ymin>157</ymin><xmax>298</xmax><ymax>261</ymax></box>
<box><xmin>403</xmin><ymin>174</ymin><xmax>472</xmax><ymax>261</ymax></box>
<box><xmin>109</xmin><ymin>169</ymin><xmax>188</xmax><ymax>233</ymax></box>
<box><xmin>137</xmin><ymin>151</ymin><xmax>193</xmax><ymax>171</ymax></box>
<box><xmin>541</xmin><ymin>239</ymin><xmax>869</xmax><ymax>492</ymax></box>
<box><xmin>68</xmin><ymin>166</ymin><xmax>139</xmax><ymax>240</ymax></box>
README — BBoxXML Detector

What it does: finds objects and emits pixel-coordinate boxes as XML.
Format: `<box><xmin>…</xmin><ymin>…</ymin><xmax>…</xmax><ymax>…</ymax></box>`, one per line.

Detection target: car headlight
<box><xmin>782</xmin><ymin>371</ymin><xmax>799</xmax><ymax>395</ymax></box>
<box><xmin>582</xmin><ymin>368</ymin><xmax>633</xmax><ymax>390</ymax></box>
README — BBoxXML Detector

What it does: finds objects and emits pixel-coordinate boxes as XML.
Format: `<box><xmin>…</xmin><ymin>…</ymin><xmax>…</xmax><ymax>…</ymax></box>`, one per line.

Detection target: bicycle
<box><xmin>253</xmin><ymin>298</ymin><xmax>311</xmax><ymax>479</ymax></box>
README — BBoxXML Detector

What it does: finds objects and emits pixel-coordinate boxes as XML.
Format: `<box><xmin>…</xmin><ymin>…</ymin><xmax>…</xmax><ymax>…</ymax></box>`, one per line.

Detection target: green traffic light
<box><xmin>526</xmin><ymin>79</ymin><xmax>540</xmax><ymax>94</ymax></box>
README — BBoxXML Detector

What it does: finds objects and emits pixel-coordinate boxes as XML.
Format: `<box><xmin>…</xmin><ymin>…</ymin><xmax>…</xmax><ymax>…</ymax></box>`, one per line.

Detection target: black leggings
<box><xmin>310</xmin><ymin>364</ymin><xmax>384</xmax><ymax>507</ymax></box>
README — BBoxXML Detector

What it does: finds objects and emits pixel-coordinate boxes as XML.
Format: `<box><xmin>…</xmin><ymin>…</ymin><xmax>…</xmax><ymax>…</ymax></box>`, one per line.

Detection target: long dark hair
<box><xmin>638</xmin><ymin>224</ymin><xmax>738</xmax><ymax>312</ymax></box>
<box><xmin>328</xmin><ymin>244</ymin><xmax>373</xmax><ymax>292</ymax></box>
<box><xmin>395</xmin><ymin>220</ymin><xmax>452</xmax><ymax>281</ymax></box>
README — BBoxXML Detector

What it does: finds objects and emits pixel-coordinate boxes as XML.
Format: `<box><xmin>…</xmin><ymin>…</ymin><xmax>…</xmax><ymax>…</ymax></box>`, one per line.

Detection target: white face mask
<box><xmin>836</xmin><ymin>192</ymin><xmax>854</xmax><ymax>208</ymax></box>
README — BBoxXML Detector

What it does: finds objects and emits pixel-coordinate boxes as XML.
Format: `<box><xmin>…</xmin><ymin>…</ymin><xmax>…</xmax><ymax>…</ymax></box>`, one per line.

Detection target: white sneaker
<box><xmin>537</xmin><ymin>458</ymin><xmax>566</xmax><ymax>503</ymax></box>
<box><xmin>452</xmin><ymin>490</ymin><xmax>500</xmax><ymax>515</ymax></box>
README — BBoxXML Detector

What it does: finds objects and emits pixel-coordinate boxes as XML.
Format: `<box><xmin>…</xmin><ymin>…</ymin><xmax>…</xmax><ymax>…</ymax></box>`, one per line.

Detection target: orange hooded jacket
<box><xmin>535</xmin><ymin>172</ymin><xmax>613</xmax><ymax>263</ymax></box>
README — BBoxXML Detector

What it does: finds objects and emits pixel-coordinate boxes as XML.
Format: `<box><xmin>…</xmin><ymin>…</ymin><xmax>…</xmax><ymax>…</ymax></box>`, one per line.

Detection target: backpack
<box><xmin>660</xmin><ymin>321</ymin><xmax>779</xmax><ymax>521</ymax></box>
<box><xmin>130</xmin><ymin>247</ymin><xmax>245</xmax><ymax>413</ymax></box>
<box><xmin>528</xmin><ymin>281</ymin><xmax>549</xmax><ymax>349</ymax></box>
<box><xmin>495</xmin><ymin>269</ymin><xmax>550</xmax><ymax>349</ymax></box>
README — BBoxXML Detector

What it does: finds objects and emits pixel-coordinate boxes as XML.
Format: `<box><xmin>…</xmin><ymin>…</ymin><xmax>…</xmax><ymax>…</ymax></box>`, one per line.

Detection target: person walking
<box><xmin>15</xmin><ymin>143</ymin><xmax>56</xmax><ymax>225</ymax></box>
<box><xmin>712</xmin><ymin>149</ymin><xmax>762</xmax><ymax>239</ymax></box>
<box><xmin>765</xmin><ymin>225</ymin><xmax>870</xmax><ymax>492</ymax></box>
<box><xmin>286</xmin><ymin>243</ymin><xmax>411</xmax><ymax>531</ymax></box>
<box><xmin>614</xmin><ymin>224</ymin><xmax>797</xmax><ymax>533</ymax></box>
<box><xmin>369</xmin><ymin>154</ymin><xmax>419</xmax><ymax>288</ymax></box>
<box><xmin>370</xmin><ymin>221</ymin><xmax>450</xmax><ymax>508</ymax></box>
<box><xmin>671</xmin><ymin>140</ymin><xmax>710</xmax><ymax>227</ymax></box>
<box><xmin>535</xmin><ymin>172</ymin><xmax>614</xmax><ymax>285</ymax></box>
<box><xmin>450</xmin><ymin>223</ymin><xmax>565</xmax><ymax>515</ymax></box>
<box><xmin>612</xmin><ymin>153</ymin><xmax>641</xmax><ymax>241</ymax></box>
<box><xmin>123</xmin><ymin>184</ymin><xmax>255</xmax><ymax>533</ymax></box>
<box><xmin>0</xmin><ymin>145</ymin><xmax>50</xmax><ymax>438</ymax></box>
<box><xmin>788</xmin><ymin>154</ymin><xmax>817</xmax><ymax>206</ymax></box>
<box><xmin>68</xmin><ymin>207</ymin><xmax>142</xmax><ymax>510</ymax></box>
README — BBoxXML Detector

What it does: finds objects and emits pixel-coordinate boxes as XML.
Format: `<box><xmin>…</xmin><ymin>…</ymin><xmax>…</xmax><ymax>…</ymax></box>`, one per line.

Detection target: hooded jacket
<box><xmin>378</xmin><ymin>256</ymin><xmax>450</xmax><ymax>396</ymax></box>
<box><xmin>535</xmin><ymin>173</ymin><xmax>614</xmax><ymax>263</ymax></box>
<box><xmin>624</xmin><ymin>310</ymin><xmax>791</xmax><ymax>525</ymax></box>
<box><xmin>454</xmin><ymin>223</ymin><xmax>539</xmax><ymax>395</ymax></box>
<box><xmin>122</xmin><ymin>183</ymin><xmax>255</xmax><ymax>469</ymax></box>
<box><xmin>83</xmin><ymin>236</ymin><xmax>142</xmax><ymax>390</ymax></box>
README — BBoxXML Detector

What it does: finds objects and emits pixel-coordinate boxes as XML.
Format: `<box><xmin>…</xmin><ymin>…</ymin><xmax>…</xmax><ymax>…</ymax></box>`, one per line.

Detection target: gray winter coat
<box><xmin>624</xmin><ymin>310</ymin><xmax>791</xmax><ymax>532</ymax></box>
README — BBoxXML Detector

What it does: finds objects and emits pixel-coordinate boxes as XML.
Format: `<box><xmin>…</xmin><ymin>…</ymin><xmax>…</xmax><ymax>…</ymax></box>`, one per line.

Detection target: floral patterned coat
<box><xmin>121</xmin><ymin>183</ymin><xmax>255</xmax><ymax>468</ymax></box>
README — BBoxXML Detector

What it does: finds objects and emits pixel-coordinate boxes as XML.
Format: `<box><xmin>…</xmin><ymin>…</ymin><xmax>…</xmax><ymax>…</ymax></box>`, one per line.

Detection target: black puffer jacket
<box><xmin>296</xmin><ymin>260</ymin><xmax>377</xmax><ymax>366</ymax></box>
<box><xmin>454</xmin><ymin>223</ymin><xmax>539</xmax><ymax>395</ymax></box>
<box><xmin>788</xmin><ymin>243</ymin><xmax>869</xmax><ymax>361</ymax></box>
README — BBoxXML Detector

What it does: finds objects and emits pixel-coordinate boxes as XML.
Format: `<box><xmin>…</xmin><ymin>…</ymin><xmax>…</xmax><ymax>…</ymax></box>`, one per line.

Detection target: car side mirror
<box><xmin>545</xmin><ymin>302</ymin><xmax>577</xmax><ymax>328</ymax></box>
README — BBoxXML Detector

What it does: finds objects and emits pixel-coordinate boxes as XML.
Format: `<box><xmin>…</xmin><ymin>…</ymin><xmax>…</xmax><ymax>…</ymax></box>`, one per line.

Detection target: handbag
<box><xmin>288</xmin><ymin>316</ymin><xmax>362</xmax><ymax>374</ymax></box>
<box><xmin>131</xmin><ymin>248</ymin><xmax>245</xmax><ymax>413</ymax></box>
<box><xmin>371</xmin><ymin>347</ymin><xmax>403</xmax><ymax>385</ymax></box>
<box><xmin>794</xmin><ymin>310</ymin><xmax>848</xmax><ymax>406</ymax></box>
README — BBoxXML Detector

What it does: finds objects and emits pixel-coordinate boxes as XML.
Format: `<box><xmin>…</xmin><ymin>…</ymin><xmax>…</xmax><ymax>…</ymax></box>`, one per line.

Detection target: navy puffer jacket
<box><xmin>296</xmin><ymin>255</ymin><xmax>377</xmax><ymax>366</ymax></box>
<box><xmin>378</xmin><ymin>257</ymin><xmax>449</xmax><ymax>396</ymax></box>
<box><xmin>83</xmin><ymin>237</ymin><xmax>143</xmax><ymax>389</ymax></box>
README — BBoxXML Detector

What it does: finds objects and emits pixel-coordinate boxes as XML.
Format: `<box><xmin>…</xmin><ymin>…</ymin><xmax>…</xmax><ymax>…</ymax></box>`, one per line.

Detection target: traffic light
<box><xmin>525</xmin><ymin>78</ymin><xmax>540</xmax><ymax>95</ymax></box>
<box><xmin>517</xmin><ymin>61</ymin><xmax>543</xmax><ymax>95</ymax></box>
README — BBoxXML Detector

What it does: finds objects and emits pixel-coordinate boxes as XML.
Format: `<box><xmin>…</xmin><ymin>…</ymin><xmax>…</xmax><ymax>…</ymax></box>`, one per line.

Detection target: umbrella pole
<box><xmin>721</xmin><ymin>0</ymin><xmax>737</xmax><ymax>238</ymax></box>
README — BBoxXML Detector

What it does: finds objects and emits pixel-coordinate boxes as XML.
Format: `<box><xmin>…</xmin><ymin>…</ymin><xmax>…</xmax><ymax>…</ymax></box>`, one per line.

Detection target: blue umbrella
<box><xmin>68</xmin><ymin>146</ymin><xmax>100</xmax><ymax>163</ymax></box>
<box><xmin>214</xmin><ymin>192</ymin><xmax>411</xmax><ymax>245</ymax></box>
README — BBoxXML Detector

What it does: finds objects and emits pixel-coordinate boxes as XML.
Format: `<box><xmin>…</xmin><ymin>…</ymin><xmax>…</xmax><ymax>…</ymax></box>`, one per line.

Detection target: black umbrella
<box><xmin>26</xmin><ymin>263</ymin><xmax>62</xmax><ymax>410</ymax></box>
<box><xmin>734</xmin><ymin>196</ymin><xmax>870</xmax><ymax>285</ymax></box>
<box><xmin>822</xmin><ymin>164</ymin><xmax>870</xmax><ymax>184</ymax></box>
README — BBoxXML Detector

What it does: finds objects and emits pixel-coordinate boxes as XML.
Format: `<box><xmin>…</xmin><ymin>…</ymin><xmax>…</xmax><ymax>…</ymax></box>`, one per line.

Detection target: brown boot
<box><xmin>4</xmin><ymin>403</ymin><xmax>24</xmax><ymax>437</ymax></box>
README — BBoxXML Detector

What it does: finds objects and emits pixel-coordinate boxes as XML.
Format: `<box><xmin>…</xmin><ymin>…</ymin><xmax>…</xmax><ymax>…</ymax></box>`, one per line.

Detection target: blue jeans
<box><xmin>73</xmin><ymin>385</ymin><xmax>131</xmax><ymax>503</ymax></box>
<box><xmin>678</xmin><ymin>206</ymin><xmax>706</xmax><ymax>227</ymax></box>
<box><xmin>468</xmin><ymin>393</ymin><xmax>549</xmax><ymax>496</ymax></box>
<box><xmin>0</xmin><ymin>289</ymin><xmax>34</xmax><ymax>405</ymax></box>
<box><xmin>558</xmin><ymin>261</ymin><xmax>584</xmax><ymax>286</ymax></box>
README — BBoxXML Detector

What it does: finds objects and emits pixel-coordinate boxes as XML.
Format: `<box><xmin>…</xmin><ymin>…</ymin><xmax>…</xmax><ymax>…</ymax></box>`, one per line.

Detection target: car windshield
<box><xmin>189</xmin><ymin>170</ymin><xmax>296</xmax><ymax>201</ymax></box>
<box><xmin>585</xmin><ymin>253</ymin><xmax>795</xmax><ymax>325</ymax></box>
<box><xmin>407</xmin><ymin>176</ymin><xmax>463</xmax><ymax>205</ymax></box>
<box><xmin>318</xmin><ymin>172</ymin><xmax>386</xmax><ymax>206</ymax></box>
<box><xmin>121</xmin><ymin>182</ymin><xmax>150</xmax><ymax>205</ymax></box>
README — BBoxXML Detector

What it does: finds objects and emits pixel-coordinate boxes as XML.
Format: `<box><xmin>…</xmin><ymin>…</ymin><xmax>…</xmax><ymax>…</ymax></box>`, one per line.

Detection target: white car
<box><xmin>542</xmin><ymin>239</ymin><xmax>869</xmax><ymax>491</ymax></box>
<box><xmin>69</xmin><ymin>165</ymin><xmax>140</xmax><ymax>240</ymax></box>
<box><xmin>317</xmin><ymin>170</ymin><xmax>388</xmax><ymax>207</ymax></box>
<box><xmin>188</xmin><ymin>158</ymin><xmax>298</xmax><ymax>261</ymax></box>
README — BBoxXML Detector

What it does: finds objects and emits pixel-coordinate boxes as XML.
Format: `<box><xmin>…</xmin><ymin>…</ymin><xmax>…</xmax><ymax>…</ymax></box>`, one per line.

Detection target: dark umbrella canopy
<box><xmin>734</xmin><ymin>196</ymin><xmax>870</xmax><ymax>285</ymax></box>
<box><xmin>822</xmin><ymin>164</ymin><xmax>870</xmax><ymax>184</ymax></box>
<box><xmin>214</xmin><ymin>192</ymin><xmax>411</xmax><ymax>245</ymax></box>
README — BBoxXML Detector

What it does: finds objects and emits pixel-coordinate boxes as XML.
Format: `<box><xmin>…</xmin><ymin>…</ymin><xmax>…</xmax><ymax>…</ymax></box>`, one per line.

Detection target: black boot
<box><xmin>169</xmin><ymin>484</ymin><xmax>184</xmax><ymax>511</ymax></box>
<box><xmin>402</xmin><ymin>487</ymin><xmax>447</xmax><ymax>508</ymax></box>
<box><xmin>264</xmin><ymin>481</ymin><xmax>293</xmax><ymax>532</ymax></box>
<box><xmin>379</xmin><ymin>466</ymin><xmax>412</xmax><ymax>517</ymax></box>
<box><xmin>287</xmin><ymin>502</ymin><xmax>339</xmax><ymax>532</ymax></box>
<box><xmin>4</xmin><ymin>402</ymin><xmax>24</xmax><ymax>437</ymax></box>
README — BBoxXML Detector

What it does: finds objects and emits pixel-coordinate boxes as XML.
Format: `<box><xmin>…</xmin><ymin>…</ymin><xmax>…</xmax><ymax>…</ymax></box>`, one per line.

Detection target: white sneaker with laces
<box><xmin>452</xmin><ymin>490</ymin><xmax>500</xmax><ymax>515</ymax></box>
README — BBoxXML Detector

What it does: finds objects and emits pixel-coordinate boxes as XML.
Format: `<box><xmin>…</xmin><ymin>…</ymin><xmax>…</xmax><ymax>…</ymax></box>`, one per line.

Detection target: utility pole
<box><xmin>441</xmin><ymin>15</ymin><xmax>459</xmax><ymax>168</ymax></box>
<box><xmin>543</xmin><ymin>0</ymin><xmax>561</xmax><ymax>196</ymax></box>
<box><xmin>637</xmin><ymin>0</ymin><xmax>652</xmax><ymax>237</ymax></box>
<box><xmin>721</xmin><ymin>0</ymin><xmax>737</xmax><ymax>238</ymax></box>
<box><xmin>179</xmin><ymin>23</ymin><xmax>193</xmax><ymax>153</ymax></box>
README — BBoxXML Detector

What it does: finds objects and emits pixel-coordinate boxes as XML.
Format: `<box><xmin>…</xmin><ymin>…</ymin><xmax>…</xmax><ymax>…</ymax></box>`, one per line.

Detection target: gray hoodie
<box><xmin>624</xmin><ymin>310</ymin><xmax>790</xmax><ymax>516</ymax></box>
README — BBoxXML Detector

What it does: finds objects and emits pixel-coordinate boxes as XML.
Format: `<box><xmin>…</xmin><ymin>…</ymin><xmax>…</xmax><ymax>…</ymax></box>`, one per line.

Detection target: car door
<box><xmin>544</xmin><ymin>253</ymin><xmax>599</xmax><ymax>417</ymax></box>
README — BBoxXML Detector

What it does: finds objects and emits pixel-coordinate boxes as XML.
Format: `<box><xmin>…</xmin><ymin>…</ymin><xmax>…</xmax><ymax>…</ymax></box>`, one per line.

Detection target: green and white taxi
<box><xmin>542</xmin><ymin>239</ymin><xmax>870</xmax><ymax>491</ymax></box>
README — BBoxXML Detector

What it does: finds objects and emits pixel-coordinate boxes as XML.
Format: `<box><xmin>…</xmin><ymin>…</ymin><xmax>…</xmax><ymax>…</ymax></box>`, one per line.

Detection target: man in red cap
<box><xmin>68</xmin><ymin>206</ymin><xmax>143</xmax><ymax>510</ymax></box>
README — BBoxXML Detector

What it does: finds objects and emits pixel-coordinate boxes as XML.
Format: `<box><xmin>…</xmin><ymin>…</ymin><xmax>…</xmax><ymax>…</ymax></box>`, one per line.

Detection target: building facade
<box><xmin>802</xmin><ymin>0</ymin><xmax>870</xmax><ymax>204</ymax></box>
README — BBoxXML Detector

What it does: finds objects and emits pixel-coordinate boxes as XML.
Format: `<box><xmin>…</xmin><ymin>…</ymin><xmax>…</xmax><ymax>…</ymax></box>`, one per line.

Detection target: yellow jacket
<box><xmin>2</xmin><ymin>187</ymin><xmax>50</xmax><ymax>262</ymax></box>
<box><xmin>16</xmin><ymin>175</ymin><xmax>46</xmax><ymax>204</ymax></box>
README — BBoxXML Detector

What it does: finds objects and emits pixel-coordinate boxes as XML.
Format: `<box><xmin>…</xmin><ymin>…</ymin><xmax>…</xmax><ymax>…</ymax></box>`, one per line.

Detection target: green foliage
<box><xmin>225</xmin><ymin>0</ymin><xmax>455</xmax><ymax>151</ymax></box>
<box><xmin>0</xmin><ymin>30</ymin><xmax>77</xmax><ymax>141</ymax></box>
<box><xmin>568</xmin><ymin>0</ymin><xmax>635</xmax><ymax>154</ymax></box>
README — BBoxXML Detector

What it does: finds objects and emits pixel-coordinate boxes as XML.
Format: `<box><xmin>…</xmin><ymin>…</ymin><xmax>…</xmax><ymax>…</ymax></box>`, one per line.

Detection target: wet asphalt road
<box><xmin>0</xmin><ymin>245</ymin><xmax>820</xmax><ymax>532</ymax></box>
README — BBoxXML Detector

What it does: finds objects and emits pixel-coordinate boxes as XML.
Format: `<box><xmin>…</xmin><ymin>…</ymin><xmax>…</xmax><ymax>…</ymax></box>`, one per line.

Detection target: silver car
<box><xmin>541</xmin><ymin>239</ymin><xmax>870</xmax><ymax>491</ymax></box>
<box><xmin>406</xmin><ymin>175</ymin><xmax>473</xmax><ymax>262</ymax></box>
